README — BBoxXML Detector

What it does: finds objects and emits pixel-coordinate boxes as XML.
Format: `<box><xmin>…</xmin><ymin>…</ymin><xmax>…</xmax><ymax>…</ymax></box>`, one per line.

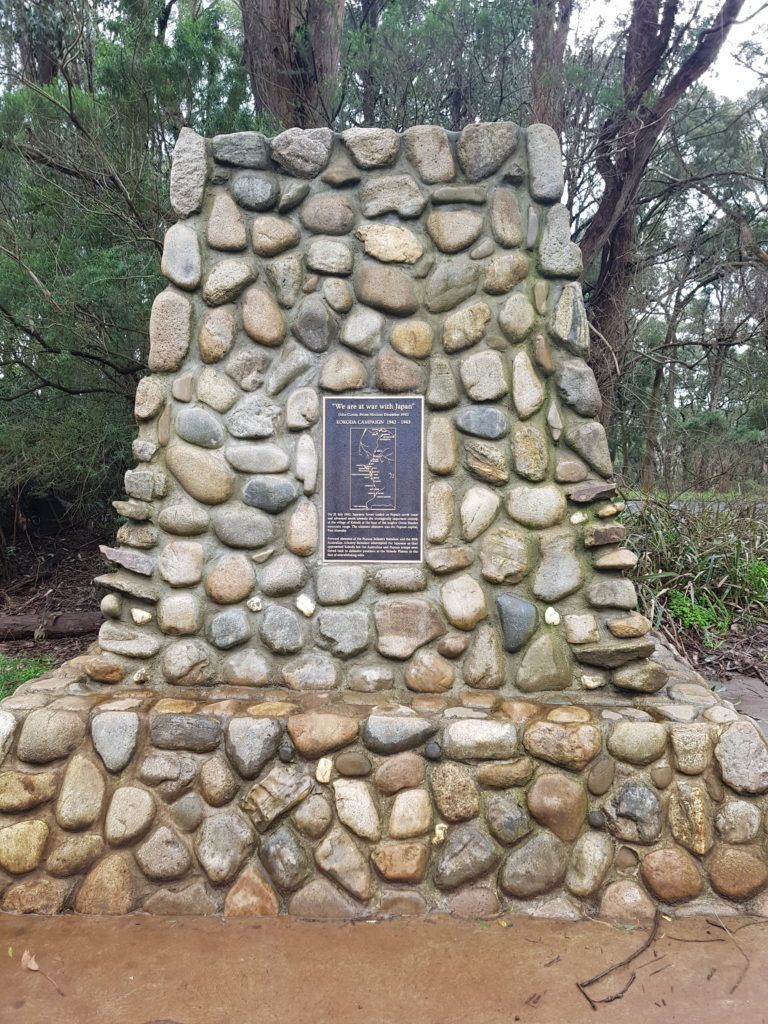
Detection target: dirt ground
<box><xmin>1</xmin><ymin>913</ymin><xmax>767</xmax><ymax>1024</ymax></box>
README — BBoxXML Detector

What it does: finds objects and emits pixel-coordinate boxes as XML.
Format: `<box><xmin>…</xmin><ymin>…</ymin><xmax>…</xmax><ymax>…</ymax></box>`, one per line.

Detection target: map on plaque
<box><xmin>322</xmin><ymin>396</ymin><xmax>424</xmax><ymax>563</ymax></box>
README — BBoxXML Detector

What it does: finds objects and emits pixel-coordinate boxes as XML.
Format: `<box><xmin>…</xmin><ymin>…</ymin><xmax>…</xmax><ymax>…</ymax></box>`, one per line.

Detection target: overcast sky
<box><xmin>573</xmin><ymin>0</ymin><xmax>767</xmax><ymax>100</ymax></box>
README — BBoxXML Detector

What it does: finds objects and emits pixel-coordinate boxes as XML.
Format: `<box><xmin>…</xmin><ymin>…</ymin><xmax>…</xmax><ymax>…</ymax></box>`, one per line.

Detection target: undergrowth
<box><xmin>0</xmin><ymin>654</ymin><xmax>55</xmax><ymax>700</ymax></box>
<box><xmin>624</xmin><ymin>498</ymin><xmax>768</xmax><ymax>649</ymax></box>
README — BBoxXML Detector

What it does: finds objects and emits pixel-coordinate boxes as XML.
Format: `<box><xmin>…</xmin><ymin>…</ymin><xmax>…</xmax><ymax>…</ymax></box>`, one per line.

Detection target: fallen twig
<box><xmin>576</xmin><ymin>910</ymin><xmax>661</xmax><ymax>1011</ymax></box>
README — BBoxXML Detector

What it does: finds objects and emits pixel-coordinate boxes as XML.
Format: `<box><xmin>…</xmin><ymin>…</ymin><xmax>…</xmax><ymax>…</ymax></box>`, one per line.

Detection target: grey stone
<box><xmin>170</xmin><ymin>128</ymin><xmax>206</xmax><ymax>216</ymax></box>
<box><xmin>56</xmin><ymin>754</ymin><xmax>105</xmax><ymax>830</ymax></box>
<box><xmin>98</xmin><ymin>621</ymin><xmax>163</xmax><ymax>659</ymax></box>
<box><xmin>212</xmin><ymin>132</ymin><xmax>270</xmax><ymax>168</ymax></box>
<box><xmin>354</xmin><ymin>263</ymin><xmax>418</xmax><ymax>317</ymax></box>
<box><xmin>373</xmin><ymin>597</ymin><xmax>445</xmax><ymax>659</ymax></box>
<box><xmin>458</xmin><ymin>121</ymin><xmax>518</xmax><ymax>181</ymax></box>
<box><xmin>358</xmin><ymin>173</ymin><xmax>426</xmax><ymax>217</ymax></box>
<box><xmin>17</xmin><ymin>710</ymin><xmax>86</xmax><ymax>764</ymax></box>
<box><xmin>362</xmin><ymin>715</ymin><xmax>437</xmax><ymax>754</ymax></box>
<box><xmin>242</xmin><ymin>764</ymin><xmax>314</xmax><ymax>831</ymax></box>
<box><xmin>533</xmin><ymin>530</ymin><xmax>583</xmax><ymax>601</ymax></box>
<box><xmin>499</xmin><ymin>293</ymin><xmax>535</xmax><ymax>341</ymax></box>
<box><xmin>225</xmin><ymin>349</ymin><xmax>270</xmax><ymax>392</ymax></box>
<box><xmin>91</xmin><ymin>711</ymin><xmax>140</xmax><ymax>773</ymax></box>
<box><xmin>715</xmin><ymin>721</ymin><xmax>768</xmax><ymax>794</ymax></box>
<box><xmin>288</xmin><ymin>879</ymin><xmax>362</xmax><ymax>920</ymax></box>
<box><xmin>226</xmin><ymin>395</ymin><xmax>280</xmax><ymax>439</ymax></box>
<box><xmin>225</xmin><ymin>443</ymin><xmax>289</xmax><ymax>474</ymax></box>
<box><xmin>455</xmin><ymin>407</ymin><xmax>508</xmax><ymax>440</ymax></box>
<box><xmin>434</xmin><ymin>825</ymin><xmax>498</xmax><ymax>889</ymax></box>
<box><xmin>261</xmin><ymin>826</ymin><xmax>310</xmax><ymax>891</ymax></box>
<box><xmin>105</xmin><ymin>786</ymin><xmax>155</xmax><ymax>846</ymax></box>
<box><xmin>566</xmin><ymin>832</ymin><xmax>614</xmax><ymax>897</ymax></box>
<box><xmin>242</xmin><ymin>475</ymin><xmax>300</xmax><ymax>514</ymax></box>
<box><xmin>512</xmin><ymin>423</ymin><xmax>549</xmax><ymax>481</ymax></box>
<box><xmin>231</xmin><ymin>171</ymin><xmax>278</xmax><ymax>209</ymax></box>
<box><xmin>564</xmin><ymin>419</ymin><xmax>613</xmax><ymax>477</ymax></box>
<box><xmin>516</xmin><ymin>634</ymin><xmax>571</xmax><ymax>692</ymax></box>
<box><xmin>222</xmin><ymin>649</ymin><xmax>271</xmax><ymax>687</ymax></box>
<box><xmin>258</xmin><ymin>553</ymin><xmax>306</xmax><ymax>596</ymax></box>
<box><xmin>265</xmin><ymin>342</ymin><xmax>313</xmax><ymax>397</ymax></box>
<box><xmin>486</xmin><ymin>794</ymin><xmax>532</xmax><ymax>845</ymax></box>
<box><xmin>212</xmin><ymin>507</ymin><xmax>274</xmax><ymax>549</ymax></box>
<box><xmin>150</xmin><ymin>714</ymin><xmax>222</xmax><ymax>753</ymax></box>
<box><xmin>425</xmin><ymin>260</ymin><xmax>479</xmax><ymax>313</ymax></box>
<box><xmin>138</xmin><ymin>752</ymin><xmax>197</xmax><ymax>801</ymax></box>
<box><xmin>208</xmin><ymin>608</ymin><xmax>252</xmax><ymax>649</ymax></box>
<box><xmin>307</xmin><ymin>238</ymin><xmax>352</xmax><ymax>275</ymax></box>
<box><xmin>161</xmin><ymin>223</ymin><xmax>202</xmax><ymax>289</ymax></box>
<box><xmin>266</xmin><ymin>253</ymin><xmax>304</xmax><ymax>308</ymax></box>
<box><xmin>460</xmin><ymin>350</ymin><xmax>508</xmax><ymax>402</ymax></box>
<box><xmin>506</xmin><ymin>484</ymin><xmax>566</xmax><ymax>528</ymax></box>
<box><xmin>500</xmin><ymin>831</ymin><xmax>569</xmax><ymax>897</ymax></box>
<box><xmin>555</xmin><ymin>359</ymin><xmax>602</xmax><ymax>417</ymax></box>
<box><xmin>171</xmin><ymin>792</ymin><xmax>205</xmax><ymax>832</ymax></box>
<box><xmin>136</xmin><ymin>826</ymin><xmax>191</xmax><ymax>881</ymax></box>
<box><xmin>175</xmin><ymin>407</ymin><xmax>225</xmax><ymax>449</ymax></box>
<box><xmin>259</xmin><ymin>605</ymin><xmax>304</xmax><ymax>655</ymax></box>
<box><xmin>270</xmin><ymin>127</ymin><xmax>333</xmax><ymax>177</ymax></box>
<box><xmin>490</xmin><ymin>187</ymin><xmax>524</xmax><ymax>248</ymax></box>
<box><xmin>496</xmin><ymin>594</ymin><xmax>538</xmax><ymax>652</ymax></box>
<box><xmin>317</xmin><ymin>610</ymin><xmax>370</xmax><ymax>658</ymax></box>
<box><xmin>442</xmin><ymin>720</ymin><xmax>518</xmax><ymax>760</ymax></box>
<box><xmin>341</xmin><ymin>307</ymin><xmax>384</xmax><ymax>354</ymax></box>
<box><xmin>314</xmin><ymin>826</ymin><xmax>373</xmax><ymax>900</ymax></box>
<box><xmin>226</xmin><ymin>718</ymin><xmax>282</xmax><ymax>779</ymax></box>
<box><xmin>586</xmin><ymin>579</ymin><xmax>638</xmax><ymax>610</ymax></box>
<box><xmin>294</xmin><ymin>294</ymin><xmax>338</xmax><ymax>353</ymax></box>
<box><xmin>196</xmin><ymin>811</ymin><xmax>255</xmax><ymax>883</ymax></box>
<box><xmin>460</xmin><ymin>485</ymin><xmax>500</xmax><ymax>541</ymax></box>
<box><xmin>538</xmin><ymin>204</ymin><xmax>582</xmax><ymax>277</ymax></box>
<box><xmin>606</xmin><ymin>781</ymin><xmax>663</xmax><ymax>844</ymax></box>
<box><xmin>526</xmin><ymin>123</ymin><xmax>564</xmax><ymax>202</ymax></box>
<box><xmin>462</xmin><ymin>623</ymin><xmax>506</xmax><ymax>689</ymax></box>
<box><xmin>282</xmin><ymin>652</ymin><xmax>338</xmax><ymax>690</ymax></box>
<box><xmin>317</xmin><ymin>565</ymin><xmax>366</xmax><ymax>605</ymax></box>
<box><xmin>202</xmin><ymin>259</ymin><xmax>256</xmax><ymax>306</ymax></box>
<box><xmin>342</xmin><ymin>127</ymin><xmax>400</xmax><ymax>168</ymax></box>
<box><xmin>549</xmin><ymin>283</ymin><xmax>589</xmax><ymax>356</ymax></box>
<box><xmin>427</xmin><ymin>356</ymin><xmax>460</xmax><ymax>408</ymax></box>
<box><xmin>715</xmin><ymin>800</ymin><xmax>761</xmax><ymax>844</ymax></box>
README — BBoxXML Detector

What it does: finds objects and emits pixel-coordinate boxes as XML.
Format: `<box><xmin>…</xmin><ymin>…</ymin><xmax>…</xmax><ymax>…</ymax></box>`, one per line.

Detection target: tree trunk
<box><xmin>641</xmin><ymin>362</ymin><xmax>665</xmax><ymax>492</ymax></box>
<box><xmin>0</xmin><ymin>612</ymin><xmax>102</xmax><ymax>641</ymax></box>
<box><xmin>530</xmin><ymin>0</ymin><xmax>572</xmax><ymax>136</ymax></box>
<box><xmin>241</xmin><ymin>0</ymin><xmax>345</xmax><ymax>128</ymax></box>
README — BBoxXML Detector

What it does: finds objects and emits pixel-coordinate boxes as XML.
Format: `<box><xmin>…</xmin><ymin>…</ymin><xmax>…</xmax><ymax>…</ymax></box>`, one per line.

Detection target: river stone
<box><xmin>359</xmin><ymin>173</ymin><xmax>426</xmax><ymax>217</ymax></box>
<box><xmin>459</xmin><ymin>485</ymin><xmax>499</xmax><ymax>541</ymax></box>
<box><xmin>442</xmin><ymin>302</ymin><xmax>491</xmax><ymax>354</ymax></box>
<box><xmin>512</xmin><ymin>423</ymin><xmax>549</xmax><ymax>481</ymax></box>
<box><xmin>484</xmin><ymin>792</ymin><xmax>531</xmax><ymax>845</ymax></box>
<box><xmin>338</xmin><ymin>307</ymin><xmax>383</xmax><ymax>355</ymax></box>
<box><xmin>75</xmin><ymin>853</ymin><xmax>134</xmax><ymax>915</ymax></box>
<box><xmin>162</xmin><ymin>222</ymin><xmax>201</xmax><ymax>289</ymax></box>
<box><xmin>607</xmin><ymin>722</ymin><xmax>667</xmax><ymax>765</ymax></box>
<box><xmin>495</xmin><ymin>594</ymin><xmax>537</xmax><ymax>653</ymax></box>
<box><xmin>316</xmin><ymin>610</ymin><xmax>369</xmax><ymax>659</ymax></box>
<box><xmin>56</xmin><ymin>755</ymin><xmax>105</xmax><ymax>831</ymax></box>
<box><xmin>431</xmin><ymin>763</ymin><xmax>479</xmax><ymax>822</ymax></box>
<box><xmin>0</xmin><ymin>771</ymin><xmax>57</xmax><ymax>812</ymax></box>
<box><xmin>566</xmin><ymin>832</ymin><xmax>614</xmax><ymax>897</ymax></box>
<box><xmin>458</xmin><ymin>121</ymin><xmax>517</xmax><ymax>180</ymax></box>
<box><xmin>242</xmin><ymin>475</ymin><xmax>300</xmax><ymax>514</ymax></box>
<box><xmin>300</xmin><ymin>193</ymin><xmax>355</xmax><ymax>234</ymax></box>
<box><xmin>459</xmin><ymin>350</ymin><xmax>508</xmax><ymax>403</ymax></box>
<box><xmin>47</xmin><ymin>834</ymin><xmax>104</xmax><ymax>878</ymax></box>
<box><xmin>715</xmin><ymin>800</ymin><xmax>760</xmax><ymax>843</ymax></box>
<box><xmin>714</xmin><ymin>721</ymin><xmax>768</xmax><ymax>794</ymax></box>
<box><xmin>0</xmin><ymin>821</ymin><xmax>49</xmax><ymax>873</ymax></box>
<box><xmin>555</xmin><ymin>358</ymin><xmax>602</xmax><ymax>417</ymax></box>
<box><xmin>499</xmin><ymin>293</ymin><xmax>535</xmax><ymax>342</ymax></box>
<box><xmin>242</xmin><ymin>287</ymin><xmax>285</xmax><ymax>346</ymax></box>
<box><xmin>462</xmin><ymin>623</ymin><xmax>506</xmax><ymax>689</ymax></box>
<box><xmin>387</xmin><ymin>789</ymin><xmax>432</xmax><ymax>839</ymax></box>
<box><xmin>136</xmin><ymin>826</ymin><xmax>191</xmax><ymax>881</ymax></box>
<box><xmin>373</xmin><ymin>753</ymin><xmax>425</xmax><ymax>796</ymax></box>
<box><xmin>230</xmin><ymin>171</ymin><xmax>278</xmax><ymax>209</ymax></box>
<box><xmin>523</xmin><ymin>721</ymin><xmax>601</xmax><ymax>771</ymax></box>
<box><xmin>442</xmin><ymin>720</ymin><xmax>518</xmax><ymax>761</ymax></box>
<box><xmin>197</xmin><ymin>367</ymin><xmax>239</xmax><ymax>411</ymax></box>
<box><xmin>454</xmin><ymin>407</ymin><xmax>508</xmax><ymax>441</ymax></box>
<box><xmin>668</xmin><ymin>780</ymin><xmax>713</xmax><ymax>856</ymax></box>
<box><xmin>161</xmin><ymin>640</ymin><xmax>214</xmax><ymax>686</ymax></box>
<box><xmin>363</xmin><ymin>716</ymin><xmax>436</xmax><ymax>756</ymax></box>
<box><xmin>259</xmin><ymin>606</ymin><xmax>304</xmax><ymax>655</ymax></box>
<box><xmin>213</xmin><ymin>507</ymin><xmax>274</xmax><ymax>550</ymax></box>
<box><xmin>500</xmin><ymin>831</ymin><xmax>569</xmax><ymax>897</ymax></box>
<box><xmin>212</xmin><ymin>132</ymin><xmax>270</xmax><ymax>168</ymax></box>
<box><xmin>425</xmin><ymin>260</ymin><xmax>479</xmax><ymax>313</ymax></box>
<box><xmin>151</xmin><ymin>713</ymin><xmax>222</xmax><ymax>753</ymax></box>
<box><xmin>222</xmin><ymin>649</ymin><xmax>271</xmax><ymax>687</ymax></box>
<box><xmin>527</xmin><ymin>772</ymin><xmax>586</xmax><ymax>842</ymax></box>
<box><xmin>373</xmin><ymin>598</ymin><xmax>445</xmax><ymax>659</ymax></box>
<box><xmin>506</xmin><ymin>484</ymin><xmax>565</xmax><ymax>529</ymax></box>
<box><xmin>251</xmin><ymin>215</ymin><xmax>300</xmax><ymax>257</ymax></box>
<box><xmin>165</xmin><ymin>444</ymin><xmax>234</xmax><ymax>505</ymax></box>
<box><xmin>612</xmin><ymin>660</ymin><xmax>668</xmax><ymax>694</ymax></box>
<box><xmin>148</xmin><ymin>288</ymin><xmax>191</xmax><ymax>371</ymax></box>
<box><xmin>404</xmin><ymin>649</ymin><xmax>454</xmax><ymax>692</ymax></box>
<box><xmin>404</xmin><ymin>124</ymin><xmax>455</xmax><ymax>183</ymax></box>
<box><xmin>333</xmin><ymin>779</ymin><xmax>381</xmax><ymax>841</ymax></box>
<box><xmin>105</xmin><ymin>786</ymin><xmax>155</xmax><ymax>845</ymax></box>
<box><xmin>483</xmin><ymin>251</ymin><xmax>529</xmax><ymax>295</ymax></box>
<box><xmin>355</xmin><ymin>224</ymin><xmax>423</xmax><ymax>264</ymax></box>
<box><xmin>320</xmin><ymin>350</ymin><xmax>366</xmax><ymax>391</ymax></box>
<box><xmin>440</xmin><ymin>574</ymin><xmax>487</xmax><ymax>630</ymax></box>
<box><xmin>207</xmin><ymin>608</ymin><xmax>250</xmax><ymax>650</ymax></box>
<box><xmin>709</xmin><ymin>846</ymin><xmax>768</xmax><ymax>901</ymax></box>
<box><xmin>254</xmin><ymin>553</ymin><xmax>304</xmax><ymax>598</ymax></box>
<box><xmin>270</xmin><ymin>127</ymin><xmax>333</xmax><ymax>177</ymax></box>
<box><xmin>288</xmin><ymin>879</ymin><xmax>362</xmax><ymax>920</ymax></box>
<box><xmin>640</xmin><ymin>847</ymin><xmax>702</xmax><ymax>904</ymax></box>
<box><xmin>196</xmin><ymin>811</ymin><xmax>255</xmax><ymax>883</ymax></box>
<box><xmin>517</xmin><ymin>634</ymin><xmax>571</xmax><ymax>692</ymax></box>
<box><xmin>342</xmin><ymin>127</ymin><xmax>400</xmax><ymax>168</ymax></box>
<box><xmin>427</xmin><ymin>210</ymin><xmax>483</xmax><ymax>253</ymax></box>
<box><xmin>202</xmin><ymin>259</ymin><xmax>255</xmax><ymax>305</ymax></box>
<box><xmin>586</xmin><ymin>579</ymin><xmax>638</xmax><ymax>610</ymax></box>
<box><xmin>526</xmin><ymin>123</ymin><xmax>564</xmax><ymax>201</ymax></box>
<box><xmin>170</xmin><ymin>127</ymin><xmax>206</xmax><ymax>215</ymax></box>
<box><xmin>286</xmin><ymin>715</ymin><xmax>357</xmax><ymax>758</ymax></box>
<box><xmin>533</xmin><ymin>529</ymin><xmax>582</xmax><ymax>601</ymax></box>
<box><xmin>427</xmin><ymin>355</ymin><xmax>459</xmax><ymax>408</ymax></box>
<box><xmin>488</xmin><ymin>186</ymin><xmax>524</xmax><ymax>248</ymax></box>
<box><xmin>207</xmin><ymin>192</ymin><xmax>247</xmax><ymax>251</ymax></box>
<box><xmin>226</xmin><ymin>718</ymin><xmax>281</xmax><ymax>779</ymax></box>
<box><xmin>314</xmin><ymin>826</ymin><xmax>373</xmax><ymax>900</ymax></box>
<box><xmin>354</xmin><ymin>262</ymin><xmax>418</xmax><ymax>316</ymax></box>
<box><xmin>606</xmin><ymin>781</ymin><xmax>663</xmax><ymax>844</ymax></box>
<box><xmin>538</xmin><ymin>203</ymin><xmax>582</xmax><ymax>277</ymax></box>
<box><xmin>200</xmin><ymin>754</ymin><xmax>239</xmax><ymax>807</ymax></box>
<box><xmin>434</xmin><ymin>825</ymin><xmax>498</xmax><ymax>889</ymax></box>
<box><xmin>260</xmin><ymin>826</ymin><xmax>310</xmax><ymax>891</ymax></box>
<box><xmin>17</xmin><ymin>709</ymin><xmax>86</xmax><ymax>764</ymax></box>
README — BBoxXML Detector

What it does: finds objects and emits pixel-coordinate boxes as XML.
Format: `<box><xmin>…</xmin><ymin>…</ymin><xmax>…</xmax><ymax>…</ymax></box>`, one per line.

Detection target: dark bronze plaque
<box><xmin>322</xmin><ymin>395</ymin><xmax>423</xmax><ymax>563</ymax></box>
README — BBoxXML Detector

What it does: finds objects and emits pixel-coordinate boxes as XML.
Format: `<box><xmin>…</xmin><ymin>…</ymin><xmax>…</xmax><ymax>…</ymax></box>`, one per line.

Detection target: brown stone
<box><xmin>599</xmin><ymin>880</ymin><xmax>656</xmax><ymax>922</ymax></box>
<box><xmin>353</xmin><ymin>263</ymin><xmax>418</xmax><ymax>316</ymax></box>
<box><xmin>2</xmin><ymin>878</ymin><xmax>70</xmax><ymax>915</ymax></box>
<box><xmin>431</xmin><ymin>763</ymin><xmax>479</xmax><ymax>822</ymax></box>
<box><xmin>641</xmin><ymin>848</ymin><xmax>703</xmax><ymax>903</ymax></box>
<box><xmin>527</xmin><ymin>772</ymin><xmax>587</xmax><ymax>842</ymax></box>
<box><xmin>242</xmin><ymin>287</ymin><xmax>285</xmax><ymax>346</ymax></box>
<box><xmin>446</xmin><ymin>887</ymin><xmax>500</xmax><ymax>918</ymax></box>
<box><xmin>709</xmin><ymin>846</ymin><xmax>768</xmax><ymax>900</ymax></box>
<box><xmin>224</xmin><ymin>862</ymin><xmax>280</xmax><ymax>916</ymax></box>
<box><xmin>405</xmin><ymin>649</ymin><xmax>454</xmax><ymax>693</ymax></box>
<box><xmin>374</xmin><ymin>752</ymin><xmax>425</xmax><ymax>795</ymax></box>
<box><xmin>251</xmin><ymin>215</ymin><xmax>299</xmax><ymax>256</ymax></box>
<box><xmin>287</xmin><ymin>714</ymin><xmax>359</xmax><ymax>757</ymax></box>
<box><xmin>373</xmin><ymin>598</ymin><xmax>445</xmax><ymax>659</ymax></box>
<box><xmin>391</xmin><ymin>320</ymin><xmax>434</xmax><ymax>358</ymax></box>
<box><xmin>372</xmin><ymin>841</ymin><xmax>429</xmax><ymax>882</ymax></box>
<box><xmin>377</xmin><ymin>347</ymin><xmax>426</xmax><ymax>393</ymax></box>
<box><xmin>205</xmin><ymin>554</ymin><xmax>256</xmax><ymax>604</ymax></box>
<box><xmin>75</xmin><ymin>853</ymin><xmax>135</xmax><ymax>914</ymax></box>
<box><xmin>523</xmin><ymin>722</ymin><xmax>602</xmax><ymax>771</ymax></box>
<box><xmin>476</xmin><ymin>758</ymin><xmax>534</xmax><ymax>788</ymax></box>
<box><xmin>0</xmin><ymin>771</ymin><xmax>57</xmax><ymax>812</ymax></box>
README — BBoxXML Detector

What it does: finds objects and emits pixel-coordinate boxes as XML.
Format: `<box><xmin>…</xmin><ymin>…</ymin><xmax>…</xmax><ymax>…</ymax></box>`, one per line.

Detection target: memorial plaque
<box><xmin>322</xmin><ymin>396</ymin><xmax>423</xmax><ymax>563</ymax></box>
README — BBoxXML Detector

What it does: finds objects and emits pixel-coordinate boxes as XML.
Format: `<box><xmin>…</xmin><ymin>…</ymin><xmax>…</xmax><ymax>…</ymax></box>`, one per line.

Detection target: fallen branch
<box><xmin>0</xmin><ymin>611</ymin><xmax>101</xmax><ymax>641</ymax></box>
<box><xmin>576</xmin><ymin>910</ymin><xmax>662</xmax><ymax>1011</ymax></box>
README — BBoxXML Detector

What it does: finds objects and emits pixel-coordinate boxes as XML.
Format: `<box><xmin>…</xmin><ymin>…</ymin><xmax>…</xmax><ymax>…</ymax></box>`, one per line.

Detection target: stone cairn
<box><xmin>1</xmin><ymin>124</ymin><xmax>768</xmax><ymax>920</ymax></box>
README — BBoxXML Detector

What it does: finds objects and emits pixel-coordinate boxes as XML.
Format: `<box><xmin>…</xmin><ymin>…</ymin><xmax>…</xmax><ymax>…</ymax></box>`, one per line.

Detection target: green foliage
<box><xmin>0</xmin><ymin>654</ymin><xmax>55</xmax><ymax>700</ymax></box>
<box><xmin>626</xmin><ymin>498</ymin><xmax>768</xmax><ymax>646</ymax></box>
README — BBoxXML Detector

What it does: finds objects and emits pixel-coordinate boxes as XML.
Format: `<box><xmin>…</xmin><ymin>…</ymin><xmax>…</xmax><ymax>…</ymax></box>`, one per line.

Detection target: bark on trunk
<box><xmin>0</xmin><ymin>612</ymin><xmax>102</xmax><ymax>640</ymax></box>
<box><xmin>530</xmin><ymin>0</ymin><xmax>573</xmax><ymax>137</ymax></box>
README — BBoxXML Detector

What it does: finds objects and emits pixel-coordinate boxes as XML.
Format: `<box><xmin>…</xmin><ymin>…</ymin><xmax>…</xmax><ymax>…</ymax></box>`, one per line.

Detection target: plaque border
<box><xmin>321</xmin><ymin>394</ymin><xmax>424</xmax><ymax>565</ymax></box>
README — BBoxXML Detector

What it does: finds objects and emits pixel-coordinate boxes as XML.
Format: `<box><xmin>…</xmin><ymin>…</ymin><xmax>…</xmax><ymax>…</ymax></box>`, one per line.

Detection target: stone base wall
<box><xmin>2</xmin><ymin>661</ymin><xmax>768</xmax><ymax>920</ymax></box>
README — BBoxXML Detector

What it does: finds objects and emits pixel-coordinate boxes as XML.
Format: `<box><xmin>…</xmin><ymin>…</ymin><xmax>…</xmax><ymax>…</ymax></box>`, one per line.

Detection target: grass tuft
<box><xmin>0</xmin><ymin>654</ymin><xmax>56</xmax><ymax>700</ymax></box>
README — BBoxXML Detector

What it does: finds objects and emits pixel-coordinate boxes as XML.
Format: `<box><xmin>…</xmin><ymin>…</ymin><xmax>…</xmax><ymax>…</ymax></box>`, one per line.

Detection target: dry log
<box><xmin>0</xmin><ymin>611</ymin><xmax>101</xmax><ymax>640</ymax></box>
